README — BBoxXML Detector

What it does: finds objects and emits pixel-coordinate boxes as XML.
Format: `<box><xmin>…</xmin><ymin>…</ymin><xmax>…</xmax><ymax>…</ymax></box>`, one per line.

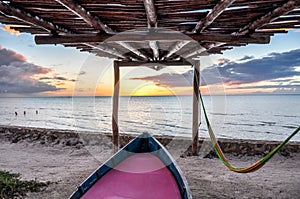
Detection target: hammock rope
<box><xmin>199</xmin><ymin>90</ymin><xmax>300</xmax><ymax>173</ymax></box>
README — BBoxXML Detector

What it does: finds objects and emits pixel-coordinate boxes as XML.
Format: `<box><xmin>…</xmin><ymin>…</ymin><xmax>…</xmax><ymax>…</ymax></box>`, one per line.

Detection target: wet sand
<box><xmin>0</xmin><ymin>126</ymin><xmax>299</xmax><ymax>198</ymax></box>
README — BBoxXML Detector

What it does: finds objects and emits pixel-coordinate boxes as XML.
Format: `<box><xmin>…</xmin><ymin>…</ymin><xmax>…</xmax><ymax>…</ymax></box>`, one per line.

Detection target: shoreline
<box><xmin>0</xmin><ymin>125</ymin><xmax>299</xmax><ymax>198</ymax></box>
<box><xmin>1</xmin><ymin>125</ymin><xmax>300</xmax><ymax>156</ymax></box>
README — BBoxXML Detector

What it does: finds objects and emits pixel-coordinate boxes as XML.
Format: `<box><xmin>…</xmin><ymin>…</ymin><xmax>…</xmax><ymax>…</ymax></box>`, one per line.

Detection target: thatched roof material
<box><xmin>0</xmin><ymin>0</ymin><xmax>299</xmax><ymax>62</ymax></box>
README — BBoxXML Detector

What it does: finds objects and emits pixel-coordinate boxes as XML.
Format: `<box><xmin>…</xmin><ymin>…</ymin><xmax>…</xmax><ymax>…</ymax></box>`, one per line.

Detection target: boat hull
<box><xmin>70</xmin><ymin>133</ymin><xmax>192</xmax><ymax>199</ymax></box>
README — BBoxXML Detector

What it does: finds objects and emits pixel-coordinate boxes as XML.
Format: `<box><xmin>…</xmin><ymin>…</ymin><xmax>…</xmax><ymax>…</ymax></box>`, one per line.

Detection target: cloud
<box><xmin>272</xmin><ymin>86</ymin><xmax>300</xmax><ymax>94</ymax></box>
<box><xmin>39</xmin><ymin>76</ymin><xmax>76</xmax><ymax>82</ymax></box>
<box><xmin>217</xmin><ymin>58</ymin><xmax>230</xmax><ymax>64</ymax></box>
<box><xmin>1</xmin><ymin>25</ymin><xmax>20</xmax><ymax>36</ymax></box>
<box><xmin>129</xmin><ymin>49</ymin><xmax>300</xmax><ymax>90</ymax></box>
<box><xmin>0</xmin><ymin>46</ymin><xmax>62</xmax><ymax>94</ymax></box>
<box><xmin>79</xmin><ymin>71</ymin><xmax>86</xmax><ymax>76</ymax></box>
<box><xmin>0</xmin><ymin>47</ymin><xmax>27</xmax><ymax>65</ymax></box>
<box><xmin>235</xmin><ymin>84</ymin><xmax>300</xmax><ymax>90</ymax></box>
<box><xmin>202</xmin><ymin>49</ymin><xmax>300</xmax><ymax>85</ymax></box>
<box><xmin>130</xmin><ymin>70</ymin><xmax>193</xmax><ymax>87</ymax></box>
<box><xmin>238</xmin><ymin>55</ymin><xmax>254</xmax><ymax>61</ymax></box>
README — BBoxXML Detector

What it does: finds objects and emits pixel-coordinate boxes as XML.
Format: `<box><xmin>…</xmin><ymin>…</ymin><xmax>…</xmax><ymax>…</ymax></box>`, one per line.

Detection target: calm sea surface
<box><xmin>0</xmin><ymin>95</ymin><xmax>299</xmax><ymax>141</ymax></box>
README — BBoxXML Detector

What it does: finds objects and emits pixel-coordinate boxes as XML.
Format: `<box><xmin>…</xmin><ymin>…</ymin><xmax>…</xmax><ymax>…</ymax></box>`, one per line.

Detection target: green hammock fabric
<box><xmin>199</xmin><ymin>91</ymin><xmax>300</xmax><ymax>173</ymax></box>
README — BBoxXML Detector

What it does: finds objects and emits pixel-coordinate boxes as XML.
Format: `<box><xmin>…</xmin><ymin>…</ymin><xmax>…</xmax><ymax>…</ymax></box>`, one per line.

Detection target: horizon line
<box><xmin>0</xmin><ymin>93</ymin><xmax>299</xmax><ymax>98</ymax></box>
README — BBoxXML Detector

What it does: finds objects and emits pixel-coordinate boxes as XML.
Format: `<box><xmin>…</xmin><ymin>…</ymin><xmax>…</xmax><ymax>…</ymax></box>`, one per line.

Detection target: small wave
<box><xmin>263</xmin><ymin>131</ymin><xmax>282</xmax><ymax>136</ymax></box>
<box><xmin>47</xmin><ymin>120</ymin><xmax>74</xmax><ymax>128</ymax></box>
<box><xmin>211</xmin><ymin>113</ymin><xmax>226</xmax><ymax>116</ymax></box>
<box><xmin>257</xmin><ymin>121</ymin><xmax>276</xmax><ymax>126</ymax></box>
<box><xmin>240</xmin><ymin>123</ymin><xmax>256</xmax><ymax>127</ymax></box>
<box><xmin>275</xmin><ymin>114</ymin><xmax>298</xmax><ymax>118</ymax></box>
<box><xmin>57</xmin><ymin>115</ymin><xmax>74</xmax><ymax>119</ymax></box>
<box><xmin>245</xmin><ymin>130</ymin><xmax>258</xmax><ymax>133</ymax></box>
<box><xmin>122</xmin><ymin>120</ymin><xmax>143</xmax><ymax>125</ymax></box>
<box><xmin>155</xmin><ymin>123</ymin><xmax>189</xmax><ymax>130</ymax></box>
<box><xmin>282</xmin><ymin>125</ymin><xmax>298</xmax><ymax>129</ymax></box>
<box><xmin>224</xmin><ymin>122</ymin><xmax>238</xmax><ymax>126</ymax></box>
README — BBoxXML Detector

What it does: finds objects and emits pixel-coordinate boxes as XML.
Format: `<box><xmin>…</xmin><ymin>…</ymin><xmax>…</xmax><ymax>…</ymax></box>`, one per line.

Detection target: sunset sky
<box><xmin>0</xmin><ymin>24</ymin><xmax>300</xmax><ymax>97</ymax></box>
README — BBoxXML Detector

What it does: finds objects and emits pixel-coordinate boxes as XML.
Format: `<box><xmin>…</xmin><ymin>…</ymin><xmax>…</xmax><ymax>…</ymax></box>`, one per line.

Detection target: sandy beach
<box><xmin>1</xmin><ymin>126</ymin><xmax>300</xmax><ymax>199</ymax></box>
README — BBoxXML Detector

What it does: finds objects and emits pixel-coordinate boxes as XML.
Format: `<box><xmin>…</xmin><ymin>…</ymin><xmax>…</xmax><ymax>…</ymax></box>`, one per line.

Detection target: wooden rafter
<box><xmin>116</xmin><ymin>41</ymin><xmax>148</xmax><ymax>61</ymax></box>
<box><xmin>163</xmin><ymin>41</ymin><xmax>190</xmax><ymax>60</ymax></box>
<box><xmin>35</xmin><ymin>32</ymin><xmax>270</xmax><ymax>45</ymax></box>
<box><xmin>55</xmin><ymin>0</ymin><xmax>115</xmax><ymax>34</ymax></box>
<box><xmin>236</xmin><ymin>0</ymin><xmax>300</xmax><ymax>35</ymax></box>
<box><xmin>181</xmin><ymin>42</ymin><xmax>224</xmax><ymax>58</ymax></box>
<box><xmin>148</xmin><ymin>41</ymin><xmax>159</xmax><ymax>60</ymax></box>
<box><xmin>192</xmin><ymin>0</ymin><xmax>236</xmax><ymax>33</ymax></box>
<box><xmin>0</xmin><ymin>2</ymin><xmax>64</xmax><ymax>33</ymax></box>
<box><xmin>199</xmin><ymin>43</ymin><xmax>228</xmax><ymax>56</ymax></box>
<box><xmin>84</xmin><ymin>43</ymin><xmax>127</xmax><ymax>60</ymax></box>
<box><xmin>143</xmin><ymin>0</ymin><xmax>157</xmax><ymax>27</ymax></box>
<box><xmin>181</xmin><ymin>46</ymin><xmax>206</xmax><ymax>58</ymax></box>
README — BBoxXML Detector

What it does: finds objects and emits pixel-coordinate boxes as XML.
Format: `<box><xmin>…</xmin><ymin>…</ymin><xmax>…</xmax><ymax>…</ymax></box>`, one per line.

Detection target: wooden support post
<box><xmin>192</xmin><ymin>61</ymin><xmax>200</xmax><ymax>155</ymax></box>
<box><xmin>112</xmin><ymin>61</ymin><xmax>120</xmax><ymax>152</ymax></box>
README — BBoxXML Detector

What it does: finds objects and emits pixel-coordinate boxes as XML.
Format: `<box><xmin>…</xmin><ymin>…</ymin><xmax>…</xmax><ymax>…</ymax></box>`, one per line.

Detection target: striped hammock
<box><xmin>199</xmin><ymin>91</ymin><xmax>300</xmax><ymax>173</ymax></box>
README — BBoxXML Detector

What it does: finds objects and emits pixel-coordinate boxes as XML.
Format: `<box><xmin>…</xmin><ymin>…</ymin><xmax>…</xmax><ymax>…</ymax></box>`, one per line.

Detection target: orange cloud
<box><xmin>2</xmin><ymin>25</ymin><xmax>20</xmax><ymax>36</ymax></box>
<box><xmin>217</xmin><ymin>58</ymin><xmax>230</xmax><ymax>64</ymax></box>
<box><xmin>14</xmin><ymin>53</ymin><xmax>27</xmax><ymax>62</ymax></box>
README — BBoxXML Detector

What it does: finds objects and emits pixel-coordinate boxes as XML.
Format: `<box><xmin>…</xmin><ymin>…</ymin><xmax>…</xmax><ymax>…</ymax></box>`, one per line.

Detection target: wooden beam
<box><xmin>181</xmin><ymin>42</ymin><xmax>224</xmax><ymax>58</ymax></box>
<box><xmin>35</xmin><ymin>32</ymin><xmax>270</xmax><ymax>45</ymax></box>
<box><xmin>116</xmin><ymin>41</ymin><xmax>148</xmax><ymax>61</ymax></box>
<box><xmin>118</xmin><ymin>60</ymin><xmax>191</xmax><ymax>67</ymax></box>
<box><xmin>112</xmin><ymin>61</ymin><xmax>120</xmax><ymax>152</ymax></box>
<box><xmin>163</xmin><ymin>41</ymin><xmax>190</xmax><ymax>59</ymax></box>
<box><xmin>143</xmin><ymin>0</ymin><xmax>157</xmax><ymax>27</ymax></box>
<box><xmin>181</xmin><ymin>45</ymin><xmax>207</xmax><ymax>58</ymax></box>
<box><xmin>192</xmin><ymin>0</ymin><xmax>236</xmax><ymax>33</ymax></box>
<box><xmin>0</xmin><ymin>2</ymin><xmax>66</xmax><ymax>33</ymax></box>
<box><xmin>55</xmin><ymin>0</ymin><xmax>115</xmax><ymax>34</ymax></box>
<box><xmin>149</xmin><ymin>41</ymin><xmax>159</xmax><ymax>60</ymax></box>
<box><xmin>192</xmin><ymin>61</ymin><xmax>200</xmax><ymax>155</ymax></box>
<box><xmin>236</xmin><ymin>0</ymin><xmax>300</xmax><ymax>35</ymax></box>
<box><xmin>83</xmin><ymin>43</ymin><xmax>126</xmax><ymax>59</ymax></box>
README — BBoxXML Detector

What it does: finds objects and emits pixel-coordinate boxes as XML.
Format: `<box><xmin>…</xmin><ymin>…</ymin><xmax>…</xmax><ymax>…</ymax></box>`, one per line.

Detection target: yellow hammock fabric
<box><xmin>199</xmin><ymin>91</ymin><xmax>300</xmax><ymax>173</ymax></box>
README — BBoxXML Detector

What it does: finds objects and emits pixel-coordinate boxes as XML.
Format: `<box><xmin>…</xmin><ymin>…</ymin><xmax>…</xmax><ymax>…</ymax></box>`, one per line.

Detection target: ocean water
<box><xmin>0</xmin><ymin>95</ymin><xmax>299</xmax><ymax>141</ymax></box>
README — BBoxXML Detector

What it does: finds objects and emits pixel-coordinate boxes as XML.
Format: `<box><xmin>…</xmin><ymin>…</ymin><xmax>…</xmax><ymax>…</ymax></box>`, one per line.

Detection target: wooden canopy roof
<box><xmin>0</xmin><ymin>0</ymin><xmax>300</xmax><ymax>63</ymax></box>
